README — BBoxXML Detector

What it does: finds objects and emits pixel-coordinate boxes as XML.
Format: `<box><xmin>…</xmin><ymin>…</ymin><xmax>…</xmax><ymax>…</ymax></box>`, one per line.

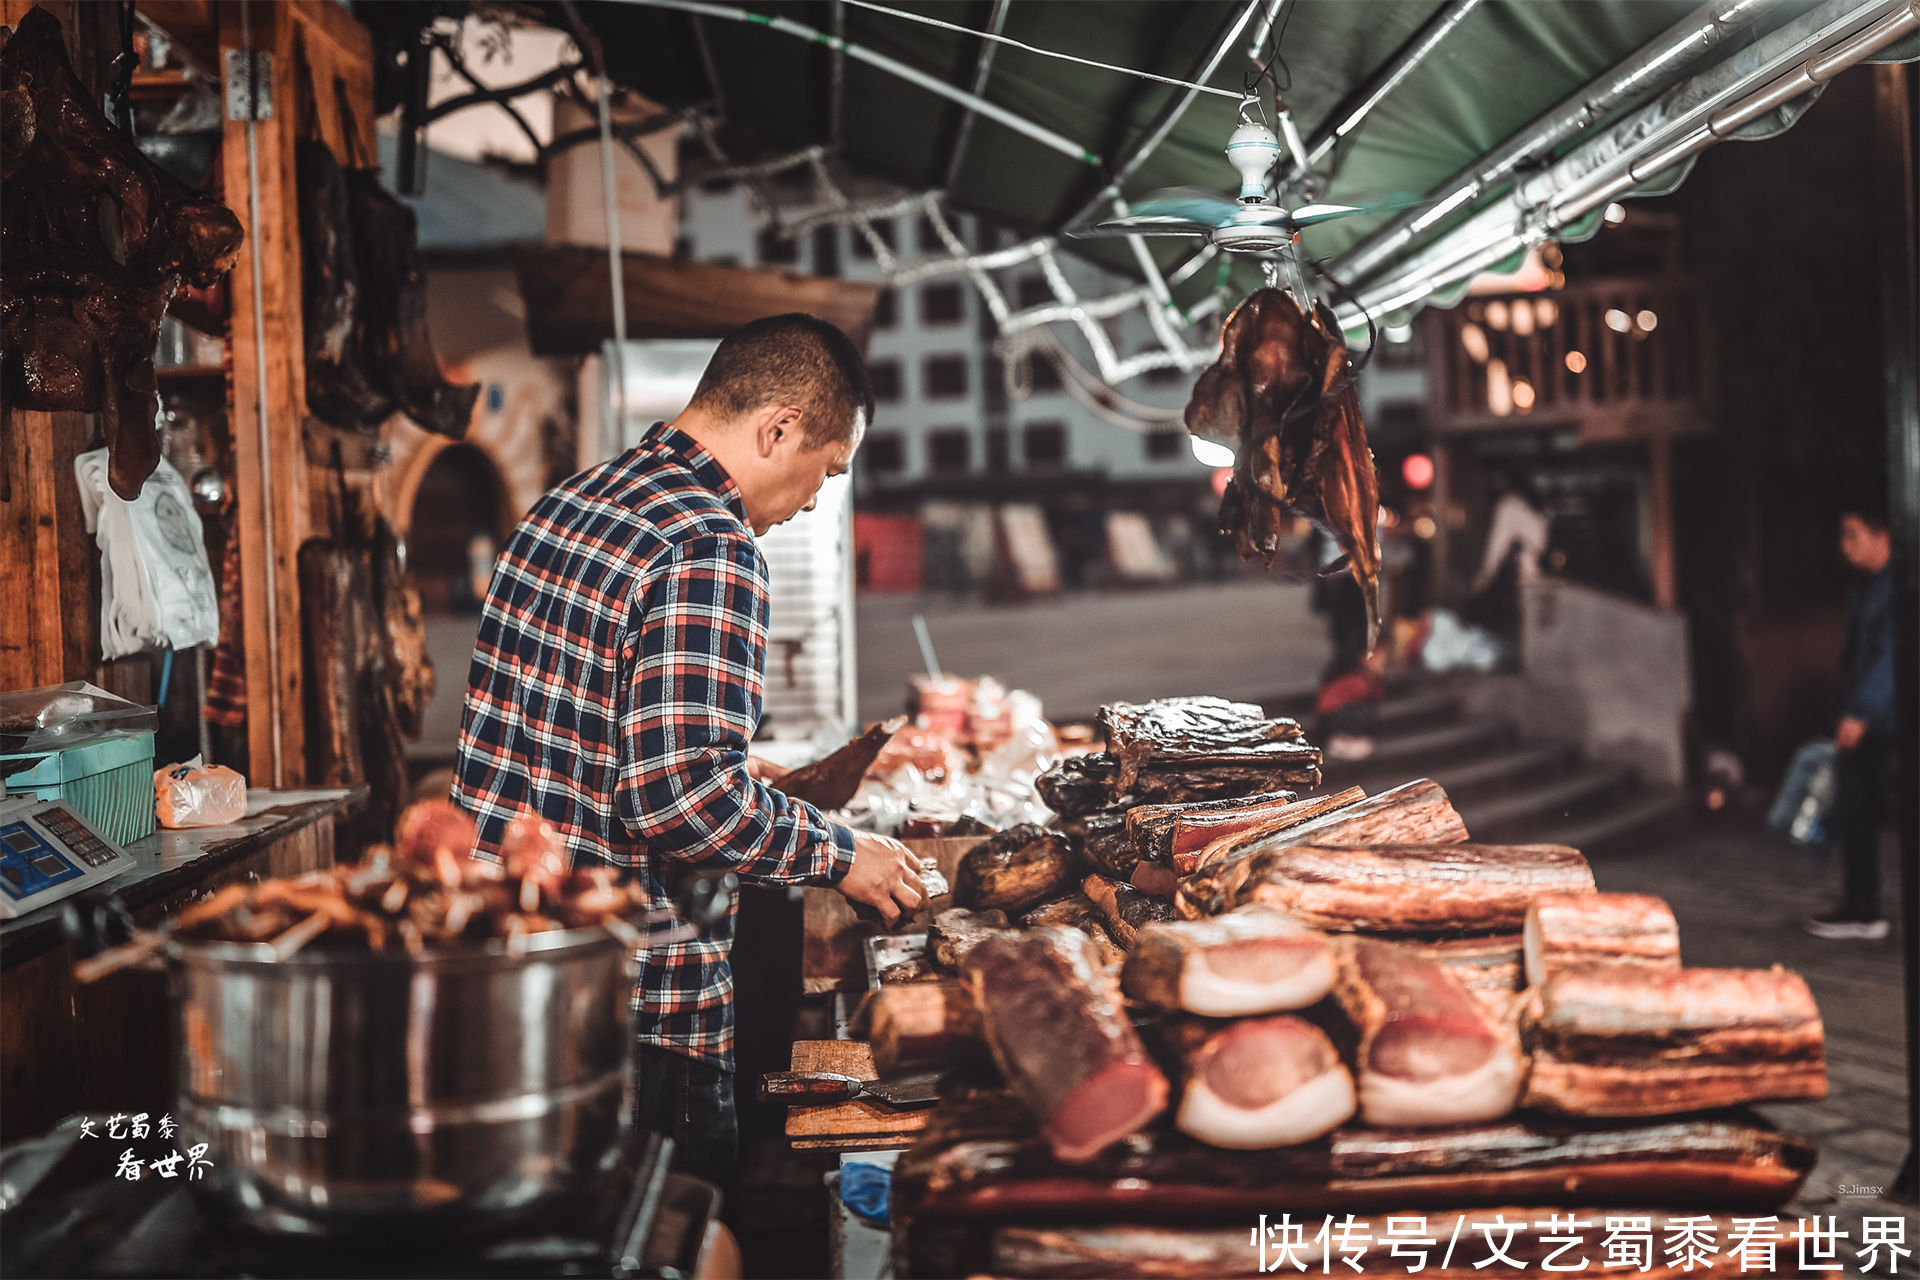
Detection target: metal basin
<box><xmin>167</xmin><ymin>926</ymin><xmax>633</xmax><ymax>1240</ymax></box>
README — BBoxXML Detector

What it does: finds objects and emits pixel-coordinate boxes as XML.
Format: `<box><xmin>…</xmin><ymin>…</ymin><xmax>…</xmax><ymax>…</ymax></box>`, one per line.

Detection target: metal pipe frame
<box><xmin>612</xmin><ymin>0</ymin><xmax>1100</xmax><ymax>164</ymax></box>
<box><xmin>1276</xmin><ymin>0</ymin><xmax>1485</xmax><ymax>193</ymax></box>
<box><xmin>1335</xmin><ymin>0</ymin><xmax>1799</xmax><ymax>287</ymax></box>
<box><xmin>942</xmin><ymin>0</ymin><xmax>1012</xmax><ymax>190</ymax></box>
<box><xmin>1338</xmin><ymin>0</ymin><xmax>1918</xmax><ymax>327</ymax></box>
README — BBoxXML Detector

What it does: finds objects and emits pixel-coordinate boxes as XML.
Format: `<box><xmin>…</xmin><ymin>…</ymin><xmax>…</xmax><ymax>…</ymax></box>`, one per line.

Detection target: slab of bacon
<box><xmin>1184</xmin><ymin>288</ymin><xmax>1383</xmax><ymax>649</ymax></box>
<box><xmin>1020</xmin><ymin>895</ymin><xmax>1126</xmax><ymax>967</ymax></box>
<box><xmin>1157</xmin><ymin>1014</ymin><xmax>1355</xmax><ymax>1149</ymax></box>
<box><xmin>1230</xmin><ymin>841</ymin><xmax>1593</xmax><ymax>934</ymax></box>
<box><xmin>953</xmin><ymin>824</ymin><xmax>1084</xmax><ymax>916</ymax></box>
<box><xmin>1521</xmin><ymin>965</ymin><xmax>1828</xmax><ymax>1117</ymax></box>
<box><xmin>1080</xmin><ymin>872</ymin><xmax>1175</xmax><ymax>948</ymax></box>
<box><xmin>1523</xmin><ymin>891</ymin><xmax>1681</xmax><ymax>988</ymax></box>
<box><xmin>1037</xmin><ymin>754</ymin><xmax>1126</xmax><ymax>818</ymax></box>
<box><xmin>927</xmin><ymin>908</ymin><xmax>1010</xmax><ymax>972</ymax></box>
<box><xmin>855</xmin><ymin>981</ymin><xmax>987</xmax><ymax>1076</ymax></box>
<box><xmin>961</xmin><ymin>927</ymin><xmax>1168</xmax><ymax>1162</ymax></box>
<box><xmin>1121</xmin><ymin>907</ymin><xmax>1334</xmax><ymax>1016</ymax></box>
<box><xmin>1332</xmin><ymin>937</ymin><xmax>1524</xmax><ymax>1128</ymax></box>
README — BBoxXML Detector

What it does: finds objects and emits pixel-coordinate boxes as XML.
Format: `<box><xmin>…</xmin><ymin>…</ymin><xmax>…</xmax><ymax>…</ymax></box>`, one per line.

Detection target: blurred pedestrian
<box><xmin>1467</xmin><ymin>477</ymin><xmax>1549</xmax><ymax>653</ymax></box>
<box><xmin>1804</xmin><ymin>495</ymin><xmax>1895</xmax><ymax>940</ymax></box>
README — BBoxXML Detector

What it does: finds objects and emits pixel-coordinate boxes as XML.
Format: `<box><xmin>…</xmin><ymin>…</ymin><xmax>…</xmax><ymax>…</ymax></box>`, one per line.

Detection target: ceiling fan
<box><xmin>1069</xmin><ymin>97</ymin><xmax>1424</xmax><ymax>255</ymax></box>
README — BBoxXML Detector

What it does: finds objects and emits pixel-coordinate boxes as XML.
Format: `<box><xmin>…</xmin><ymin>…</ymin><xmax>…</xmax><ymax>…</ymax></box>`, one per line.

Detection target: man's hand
<box><xmin>1835</xmin><ymin>716</ymin><xmax>1867</xmax><ymax>751</ymax></box>
<box><xmin>746</xmin><ymin>755</ymin><xmax>790</xmax><ymax>784</ymax></box>
<box><xmin>838</xmin><ymin>831</ymin><xmax>926</xmax><ymax>927</ymax></box>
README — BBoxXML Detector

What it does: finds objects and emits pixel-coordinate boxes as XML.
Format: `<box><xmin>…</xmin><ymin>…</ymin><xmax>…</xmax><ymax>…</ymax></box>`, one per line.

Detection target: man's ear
<box><xmin>760</xmin><ymin>404</ymin><xmax>806</xmax><ymax>456</ymax></box>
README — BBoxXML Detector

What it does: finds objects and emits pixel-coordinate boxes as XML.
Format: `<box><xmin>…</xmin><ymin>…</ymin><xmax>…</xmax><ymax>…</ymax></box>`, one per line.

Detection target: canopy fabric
<box><xmin>573</xmin><ymin>0</ymin><xmax>1711</xmax><ymax>275</ymax></box>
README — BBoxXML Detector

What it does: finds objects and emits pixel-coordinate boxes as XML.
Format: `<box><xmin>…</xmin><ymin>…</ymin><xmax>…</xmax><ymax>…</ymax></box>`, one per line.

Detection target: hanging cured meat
<box><xmin>1185</xmin><ymin>288</ymin><xmax>1382</xmax><ymax>648</ymax></box>
<box><xmin>296</xmin><ymin>139</ymin><xmax>391</xmax><ymax>429</ymax></box>
<box><xmin>344</xmin><ymin>168</ymin><xmax>478</xmax><ymax>438</ymax></box>
<box><xmin>0</xmin><ymin>8</ymin><xmax>243</xmax><ymax>499</ymax></box>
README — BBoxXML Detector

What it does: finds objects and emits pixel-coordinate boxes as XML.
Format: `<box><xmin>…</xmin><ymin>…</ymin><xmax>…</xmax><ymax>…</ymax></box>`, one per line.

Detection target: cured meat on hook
<box><xmin>1184</xmin><ymin>287</ymin><xmax>1382</xmax><ymax>649</ymax></box>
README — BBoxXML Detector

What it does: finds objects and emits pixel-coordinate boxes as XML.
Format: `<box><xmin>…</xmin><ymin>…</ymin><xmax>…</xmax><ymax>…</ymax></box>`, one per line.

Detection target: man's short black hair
<box><xmin>1840</xmin><ymin>483</ymin><xmax>1890</xmax><ymax>532</ymax></box>
<box><xmin>686</xmin><ymin>313</ymin><xmax>874</xmax><ymax>448</ymax></box>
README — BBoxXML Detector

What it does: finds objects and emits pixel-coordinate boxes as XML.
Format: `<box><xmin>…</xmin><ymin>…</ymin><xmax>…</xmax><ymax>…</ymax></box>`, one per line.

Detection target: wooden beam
<box><xmin>512</xmin><ymin>246</ymin><xmax>883</xmax><ymax>357</ymax></box>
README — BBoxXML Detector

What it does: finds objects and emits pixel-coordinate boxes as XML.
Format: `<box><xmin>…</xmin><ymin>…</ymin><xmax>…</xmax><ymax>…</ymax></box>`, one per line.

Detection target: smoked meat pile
<box><xmin>869</xmin><ymin>695</ymin><xmax>1827</xmax><ymax>1276</ymax></box>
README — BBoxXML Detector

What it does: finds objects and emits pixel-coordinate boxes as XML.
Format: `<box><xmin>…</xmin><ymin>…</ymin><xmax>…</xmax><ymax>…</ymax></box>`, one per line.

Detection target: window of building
<box><xmin>929</xmin><ymin>430</ymin><xmax>971</xmax><ymax>473</ymax></box>
<box><xmin>1016</xmin><ymin>276</ymin><xmax>1052</xmax><ymax>309</ymax></box>
<box><xmin>924</xmin><ymin>355</ymin><xmax>968</xmax><ymax>398</ymax></box>
<box><xmin>756</xmin><ymin>226</ymin><xmax>798</xmax><ymax>266</ymax></box>
<box><xmin>873</xmin><ymin>289</ymin><xmax>897</xmax><ymax>330</ymax></box>
<box><xmin>921</xmin><ymin>283</ymin><xmax>965</xmax><ymax>325</ymax></box>
<box><xmin>1144</xmin><ymin>430</ymin><xmax>1185</xmax><ymax>461</ymax></box>
<box><xmin>1024</xmin><ymin>355</ymin><xmax>1062</xmax><ymax>393</ymax></box>
<box><xmin>851</xmin><ymin>219</ymin><xmax>897</xmax><ymax>260</ymax></box>
<box><xmin>869</xmin><ymin>359</ymin><xmax>903</xmax><ymax>403</ymax></box>
<box><xmin>1023</xmin><ymin>422</ymin><xmax>1067</xmax><ymax>468</ymax></box>
<box><xmin>812</xmin><ymin>227</ymin><xmax>840</xmax><ymax>278</ymax></box>
<box><xmin>863</xmin><ymin>431</ymin><xmax>906</xmax><ymax>475</ymax></box>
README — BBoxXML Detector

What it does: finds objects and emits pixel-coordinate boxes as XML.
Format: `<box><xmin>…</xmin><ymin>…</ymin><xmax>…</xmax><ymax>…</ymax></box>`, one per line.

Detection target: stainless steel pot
<box><xmin>167</xmin><ymin>926</ymin><xmax>634</xmax><ymax>1240</ymax></box>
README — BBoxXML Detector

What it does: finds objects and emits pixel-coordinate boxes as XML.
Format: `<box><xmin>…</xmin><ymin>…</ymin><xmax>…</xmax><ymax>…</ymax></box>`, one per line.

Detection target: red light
<box><xmin>1211</xmin><ymin>467</ymin><xmax>1232</xmax><ymax>497</ymax></box>
<box><xmin>1402</xmin><ymin>453</ymin><xmax>1435</xmax><ymax>490</ymax></box>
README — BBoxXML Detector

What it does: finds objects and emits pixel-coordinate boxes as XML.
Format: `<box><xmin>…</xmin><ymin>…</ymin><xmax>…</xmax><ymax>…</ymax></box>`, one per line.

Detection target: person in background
<box><xmin>1469</xmin><ymin>477</ymin><xmax>1551</xmax><ymax>654</ymax></box>
<box><xmin>452</xmin><ymin>314</ymin><xmax>927</xmax><ymax>1195</ymax></box>
<box><xmin>1805</xmin><ymin>494</ymin><xmax>1896</xmax><ymax>940</ymax></box>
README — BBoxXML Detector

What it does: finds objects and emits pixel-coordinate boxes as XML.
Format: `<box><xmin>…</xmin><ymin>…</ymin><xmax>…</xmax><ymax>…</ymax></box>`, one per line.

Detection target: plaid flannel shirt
<box><xmin>452</xmin><ymin>422</ymin><xmax>857</xmax><ymax>1072</ymax></box>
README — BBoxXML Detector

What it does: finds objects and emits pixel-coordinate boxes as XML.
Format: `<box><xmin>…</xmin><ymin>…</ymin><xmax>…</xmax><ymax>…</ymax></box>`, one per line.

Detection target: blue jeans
<box><xmin>633</xmin><ymin>1045</ymin><xmax>738</xmax><ymax>1204</ymax></box>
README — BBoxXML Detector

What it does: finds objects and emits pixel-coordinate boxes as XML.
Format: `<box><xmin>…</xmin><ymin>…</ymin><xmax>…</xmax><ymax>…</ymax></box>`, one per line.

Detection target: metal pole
<box><xmin>596</xmin><ymin>74</ymin><xmax>630</xmax><ymax>429</ymax></box>
<box><xmin>1338</xmin><ymin>0</ymin><xmax>1917</xmax><ymax>326</ymax></box>
<box><xmin>941</xmin><ymin>0</ymin><xmax>1011</xmax><ymax>191</ymax></box>
<box><xmin>1873</xmin><ymin>59</ymin><xmax>1920</xmax><ymax>1206</ymax></box>
<box><xmin>1334</xmin><ymin>0</ymin><xmax>1795</xmax><ymax>287</ymax></box>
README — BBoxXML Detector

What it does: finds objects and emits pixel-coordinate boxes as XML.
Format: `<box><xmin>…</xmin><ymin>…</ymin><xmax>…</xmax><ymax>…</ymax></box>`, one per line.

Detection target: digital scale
<box><xmin>0</xmin><ymin>795</ymin><xmax>136</xmax><ymax>920</ymax></box>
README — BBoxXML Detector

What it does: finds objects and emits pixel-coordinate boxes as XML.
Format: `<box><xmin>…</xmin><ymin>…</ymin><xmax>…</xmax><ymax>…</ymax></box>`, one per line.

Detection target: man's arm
<box><xmin>614</xmin><ymin>534</ymin><xmax>853</xmax><ymax>884</ymax></box>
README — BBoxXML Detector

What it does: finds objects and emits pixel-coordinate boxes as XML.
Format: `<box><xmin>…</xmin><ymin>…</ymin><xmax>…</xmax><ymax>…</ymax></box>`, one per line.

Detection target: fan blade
<box><xmin>1289</xmin><ymin>193</ymin><xmax>1432</xmax><ymax>227</ymax></box>
<box><xmin>1125</xmin><ymin>186</ymin><xmax>1243</xmax><ymax>227</ymax></box>
<box><xmin>1073</xmin><ymin>216</ymin><xmax>1217</xmax><ymax>239</ymax></box>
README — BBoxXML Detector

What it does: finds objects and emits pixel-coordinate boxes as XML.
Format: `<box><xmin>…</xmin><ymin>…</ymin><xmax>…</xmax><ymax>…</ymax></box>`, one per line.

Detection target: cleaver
<box><xmin>759</xmin><ymin>1069</ymin><xmax>942</xmax><ymax>1111</ymax></box>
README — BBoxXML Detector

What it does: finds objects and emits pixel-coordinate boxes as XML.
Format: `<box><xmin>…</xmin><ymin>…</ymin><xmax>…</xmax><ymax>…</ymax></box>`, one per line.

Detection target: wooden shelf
<box><xmin>155</xmin><ymin>364</ymin><xmax>224</xmax><ymax>381</ymax></box>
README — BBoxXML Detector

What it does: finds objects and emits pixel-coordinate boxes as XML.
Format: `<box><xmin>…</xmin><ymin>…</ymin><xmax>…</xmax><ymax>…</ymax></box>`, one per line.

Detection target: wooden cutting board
<box><xmin>801</xmin><ymin>836</ymin><xmax>987</xmax><ymax>994</ymax></box>
<box><xmin>781</xmin><ymin>1040</ymin><xmax>931</xmax><ymax>1151</ymax></box>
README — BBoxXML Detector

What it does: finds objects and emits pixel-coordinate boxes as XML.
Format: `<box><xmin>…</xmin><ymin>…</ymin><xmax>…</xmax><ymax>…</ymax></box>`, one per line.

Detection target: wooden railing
<box><xmin>1425</xmin><ymin>277</ymin><xmax>1711</xmax><ymax>439</ymax></box>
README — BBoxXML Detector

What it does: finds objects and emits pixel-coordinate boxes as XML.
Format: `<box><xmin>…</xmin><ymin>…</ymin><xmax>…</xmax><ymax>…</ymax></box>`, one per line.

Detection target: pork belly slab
<box><xmin>1332</xmin><ymin>937</ymin><xmax>1524</xmax><ymax>1127</ymax></box>
<box><xmin>1122</xmin><ymin>907</ymin><xmax>1334</xmax><ymax>1016</ymax></box>
<box><xmin>1523</xmin><ymin>891</ymin><xmax>1681</xmax><ymax>987</ymax></box>
<box><xmin>1522</xmin><ymin>964</ymin><xmax>1827</xmax><ymax>1117</ymax></box>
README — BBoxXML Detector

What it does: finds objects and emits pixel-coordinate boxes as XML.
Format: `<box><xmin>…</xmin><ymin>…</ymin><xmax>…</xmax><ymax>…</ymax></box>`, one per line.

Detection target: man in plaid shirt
<box><xmin>453</xmin><ymin>315</ymin><xmax>925</xmax><ymax>1192</ymax></box>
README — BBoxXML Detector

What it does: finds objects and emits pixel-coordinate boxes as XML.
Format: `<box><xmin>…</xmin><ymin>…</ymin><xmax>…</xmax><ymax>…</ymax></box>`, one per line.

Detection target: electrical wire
<box><xmin>841</xmin><ymin>0</ymin><xmax>1243</xmax><ymax>99</ymax></box>
<box><xmin>1245</xmin><ymin>0</ymin><xmax>1293</xmax><ymax>95</ymax></box>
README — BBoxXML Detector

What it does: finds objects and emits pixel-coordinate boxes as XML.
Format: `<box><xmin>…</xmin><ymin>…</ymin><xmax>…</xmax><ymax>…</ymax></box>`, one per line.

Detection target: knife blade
<box><xmin>759</xmin><ymin>1069</ymin><xmax>943</xmax><ymax>1111</ymax></box>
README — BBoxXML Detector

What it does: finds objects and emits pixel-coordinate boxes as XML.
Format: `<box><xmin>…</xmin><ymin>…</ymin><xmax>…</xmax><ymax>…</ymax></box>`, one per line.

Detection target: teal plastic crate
<box><xmin>0</xmin><ymin>731</ymin><xmax>156</xmax><ymax>846</ymax></box>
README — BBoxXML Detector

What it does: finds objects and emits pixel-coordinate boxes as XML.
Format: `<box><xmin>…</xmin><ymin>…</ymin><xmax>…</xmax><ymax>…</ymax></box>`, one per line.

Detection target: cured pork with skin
<box><xmin>961</xmin><ymin>927</ymin><xmax>1168</xmax><ymax>1162</ymax></box>
<box><xmin>953</xmin><ymin>824</ymin><xmax>1083</xmax><ymax>915</ymax></box>
<box><xmin>1081</xmin><ymin>873</ymin><xmax>1175</xmax><ymax>948</ymax></box>
<box><xmin>1037</xmin><ymin>754</ymin><xmax>1125</xmax><ymax>818</ymax></box>
<box><xmin>1121</xmin><ymin>907</ymin><xmax>1334</xmax><ymax>1016</ymax></box>
<box><xmin>1234</xmin><ymin>842</ymin><xmax>1593</xmax><ymax>933</ymax></box>
<box><xmin>1163</xmin><ymin>786</ymin><xmax>1364</xmax><ymax>875</ymax></box>
<box><xmin>1158</xmin><ymin>1014</ymin><xmax>1355</xmax><ymax>1149</ymax></box>
<box><xmin>1418</xmin><ymin>933</ymin><xmax>1527</xmax><ymax>1014</ymax></box>
<box><xmin>1020</xmin><ymin>895</ymin><xmax>1126</xmax><ymax>967</ymax></box>
<box><xmin>927</xmin><ymin>908</ymin><xmax>1009</xmax><ymax>972</ymax></box>
<box><xmin>1522</xmin><ymin>964</ymin><xmax>1827</xmax><ymax>1117</ymax></box>
<box><xmin>856</xmin><ymin>981</ymin><xmax>987</xmax><ymax>1076</ymax></box>
<box><xmin>1332</xmin><ymin>937</ymin><xmax>1524</xmax><ymax>1127</ymax></box>
<box><xmin>1523</xmin><ymin>891</ymin><xmax>1681</xmax><ymax>988</ymax></box>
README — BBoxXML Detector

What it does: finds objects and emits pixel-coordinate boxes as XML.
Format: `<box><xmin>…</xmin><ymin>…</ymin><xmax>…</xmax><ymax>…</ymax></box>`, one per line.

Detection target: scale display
<box><xmin>0</xmin><ymin>797</ymin><xmax>135</xmax><ymax>919</ymax></box>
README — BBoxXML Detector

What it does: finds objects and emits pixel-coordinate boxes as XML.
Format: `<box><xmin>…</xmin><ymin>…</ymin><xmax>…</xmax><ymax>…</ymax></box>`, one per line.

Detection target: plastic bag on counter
<box><xmin>155</xmin><ymin>755</ymin><xmax>247</xmax><ymax>828</ymax></box>
<box><xmin>0</xmin><ymin>681</ymin><xmax>157</xmax><ymax>753</ymax></box>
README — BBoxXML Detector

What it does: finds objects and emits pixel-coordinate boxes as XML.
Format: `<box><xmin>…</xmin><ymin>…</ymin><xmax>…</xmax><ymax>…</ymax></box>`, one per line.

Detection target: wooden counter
<box><xmin>0</xmin><ymin>788</ymin><xmax>360</xmax><ymax>1145</ymax></box>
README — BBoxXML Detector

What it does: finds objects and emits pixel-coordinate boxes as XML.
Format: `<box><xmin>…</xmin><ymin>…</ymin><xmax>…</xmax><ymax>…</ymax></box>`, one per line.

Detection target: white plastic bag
<box><xmin>74</xmin><ymin>448</ymin><xmax>219</xmax><ymax>657</ymax></box>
